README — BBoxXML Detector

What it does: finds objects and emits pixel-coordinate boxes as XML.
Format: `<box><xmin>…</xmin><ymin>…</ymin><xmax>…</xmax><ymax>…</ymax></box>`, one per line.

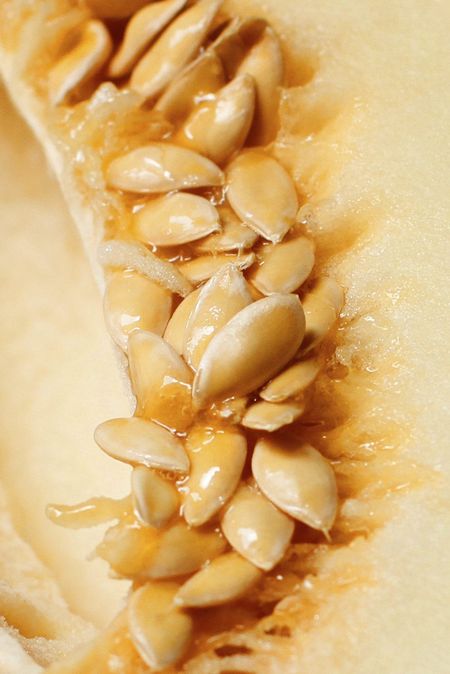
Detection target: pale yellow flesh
<box><xmin>0</xmin><ymin>0</ymin><xmax>449</xmax><ymax>673</ymax></box>
<box><xmin>0</xmin><ymin>87</ymin><xmax>130</xmax><ymax>634</ymax></box>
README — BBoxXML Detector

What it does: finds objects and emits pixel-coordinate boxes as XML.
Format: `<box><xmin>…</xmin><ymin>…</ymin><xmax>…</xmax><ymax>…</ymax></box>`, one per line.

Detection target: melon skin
<box><xmin>0</xmin><ymin>0</ymin><xmax>449</xmax><ymax>673</ymax></box>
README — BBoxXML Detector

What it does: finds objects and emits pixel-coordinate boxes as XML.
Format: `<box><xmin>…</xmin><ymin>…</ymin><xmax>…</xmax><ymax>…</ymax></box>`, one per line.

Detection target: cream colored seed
<box><xmin>227</xmin><ymin>150</ymin><xmax>298</xmax><ymax>243</ymax></box>
<box><xmin>106</xmin><ymin>143</ymin><xmax>224</xmax><ymax>194</ymax></box>
<box><xmin>176</xmin><ymin>74</ymin><xmax>255</xmax><ymax>165</ymax></box>
<box><xmin>209</xmin><ymin>17</ymin><xmax>266</xmax><ymax>78</ymax></box>
<box><xmin>236</xmin><ymin>26</ymin><xmax>284</xmax><ymax>145</ymax></box>
<box><xmin>86</xmin><ymin>0</ymin><xmax>150</xmax><ymax>19</ymax></box>
<box><xmin>103</xmin><ymin>270</ymin><xmax>172</xmax><ymax>351</ymax></box>
<box><xmin>134</xmin><ymin>192</ymin><xmax>220</xmax><ymax>247</ymax></box>
<box><xmin>241</xmin><ymin>400</ymin><xmax>304</xmax><ymax>432</ymax></box>
<box><xmin>195</xmin><ymin>204</ymin><xmax>258</xmax><ymax>253</ymax></box>
<box><xmin>175</xmin><ymin>552</ymin><xmax>262</xmax><ymax>608</ymax></box>
<box><xmin>301</xmin><ymin>277</ymin><xmax>344</xmax><ymax>353</ymax></box>
<box><xmin>130</xmin><ymin>0</ymin><xmax>222</xmax><ymax>99</ymax></box>
<box><xmin>163</xmin><ymin>287</ymin><xmax>201</xmax><ymax>354</ymax></box>
<box><xmin>182</xmin><ymin>425</ymin><xmax>247</xmax><ymax>526</ymax></box>
<box><xmin>94</xmin><ymin>417</ymin><xmax>189</xmax><ymax>473</ymax></box>
<box><xmin>221</xmin><ymin>484</ymin><xmax>294</xmax><ymax>571</ymax></box>
<box><xmin>155</xmin><ymin>51</ymin><xmax>225</xmax><ymax>124</ymax></box>
<box><xmin>183</xmin><ymin>264</ymin><xmax>253</xmax><ymax>370</ymax></box>
<box><xmin>193</xmin><ymin>294</ymin><xmax>305</xmax><ymax>407</ymax></box>
<box><xmin>249</xmin><ymin>236</ymin><xmax>315</xmax><ymax>296</ymax></box>
<box><xmin>128</xmin><ymin>582</ymin><xmax>193</xmax><ymax>670</ymax></box>
<box><xmin>48</xmin><ymin>20</ymin><xmax>112</xmax><ymax>105</ymax></box>
<box><xmin>178</xmin><ymin>252</ymin><xmax>255</xmax><ymax>286</ymax></box>
<box><xmin>252</xmin><ymin>438</ymin><xmax>338</xmax><ymax>534</ymax></box>
<box><xmin>108</xmin><ymin>0</ymin><xmax>187</xmax><ymax>78</ymax></box>
<box><xmin>260</xmin><ymin>358</ymin><xmax>320</xmax><ymax>402</ymax></box>
<box><xmin>131</xmin><ymin>466</ymin><xmax>179</xmax><ymax>529</ymax></box>
<box><xmin>144</xmin><ymin>521</ymin><xmax>227</xmax><ymax>578</ymax></box>
<box><xmin>128</xmin><ymin>331</ymin><xmax>193</xmax><ymax>433</ymax></box>
<box><xmin>98</xmin><ymin>240</ymin><xmax>192</xmax><ymax>297</ymax></box>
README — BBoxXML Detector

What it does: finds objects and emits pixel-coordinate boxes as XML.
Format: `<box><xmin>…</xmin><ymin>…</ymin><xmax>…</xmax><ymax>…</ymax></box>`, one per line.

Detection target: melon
<box><xmin>0</xmin><ymin>0</ymin><xmax>449</xmax><ymax>673</ymax></box>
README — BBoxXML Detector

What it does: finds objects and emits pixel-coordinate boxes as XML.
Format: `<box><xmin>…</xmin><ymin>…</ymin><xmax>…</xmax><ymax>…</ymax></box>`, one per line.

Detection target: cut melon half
<box><xmin>0</xmin><ymin>0</ymin><xmax>450</xmax><ymax>673</ymax></box>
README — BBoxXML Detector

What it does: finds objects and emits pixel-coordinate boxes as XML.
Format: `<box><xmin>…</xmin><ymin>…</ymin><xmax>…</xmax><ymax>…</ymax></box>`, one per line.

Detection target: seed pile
<box><xmin>43</xmin><ymin>0</ymin><xmax>344</xmax><ymax>669</ymax></box>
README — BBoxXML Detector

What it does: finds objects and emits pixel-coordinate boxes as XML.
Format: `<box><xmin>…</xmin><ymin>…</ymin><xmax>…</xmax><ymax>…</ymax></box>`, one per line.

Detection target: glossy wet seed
<box><xmin>48</xmin><ymin>20</ymin><xmax>112</xmax><ymax>105</ymax></box>
<box><xmin>144</xmin><ymin>521</ymin><xmax>227</xmax><ymax>578</ymax></box>
<box><xmin>106</xmin><ymin>143</ymin><xmax>224</xmax><ymax>194</ymax></box>
<box><xmin>98</xmin><ymin>240</ymin><xmax>193</xmax><ymax>297</ymax></box>
<box><xmin>130</xmin><ymin>0</ymin><xmax>222</xmax><ymax>99</ymax></box>
<box><xmin>183</xmin><ymin>264</ymin><xmax>253</xmax><ymax>370</ymax></box>
<box><xmin>108</xmin><ymin>0</ymin><xmax>187</xmax><ymax>77</ymax></box>
<box><xmin>94</xmin><ymin>417</ymin><xmax>189</xmax><ymax>473</ymax></box>
<box><xmin>195</xmin><ymin>204</ymin><xmax>258</xmax><ymax>253</ymax></box>
<box><xmin>176</xmin><ymin>73</ymin><xmax>255</xmax><ymax>165</ymax></box>
<box><xmin>182</xmin><ymin>425</ymin><xmax>247</xmax><ymax>526</ymax></box>
<box><xmin>155</xmin><ymin>51</ymin><xmax>225</xmax><ymax>123</ymax></box>
<box><xmin>128</xmin><ymin>330</ymin><xmax>193</xmax><ymax>433</ymax></box>
<box><xmin>103</xmin><ymin>270</ymin><xmax>172</xmax><ymax>351</ymax></box>
<box><xmin>131</xmin><ymin>466</ymin><xmax>179</xmax><ymax>529</ymax></box>
<box><xmin>163</xmin><ymin>288</ymin><xmax>202</xmax><ymax>354</ymax></box>
<box><xmin>301</xmin><ymin>277</ymin><xmax>344</xmax><ymax>353</ymax></box>
<box><xmin>128</xmin><ymin>582</ymin><xmax>193</xmax><ymax>670</ymax></box>
<box><xmin>178</xmin><ymin>251</ymin><xmax>255</xmax><ymax>285</ymax></box>
<box><xmin>221</xmin><ymin>484</ymin><xmax>294</xmax><ymax>571</ymax></box>
<box><xmin>175</xmin><ymin>552</ymin><xmax>262</xmax><ymax>607</ymax></box>
<box><xmin>260</xmin><ymin>358</ymin><xmax>320</xmax><ymax>402</ymax></box>
<box><xmin>227</xmin><ymin>150</ymin><xmax>298</xmax><ymax>243</ymax></box>
<box><xmin>252</xmin><ymin>438</ymin><xmax>338</xmax><ymax>533</ymax></box>
<box><xmin>193</xmin><ymin>294</ymin><xmax>305</xmax><ymax>406</ymax></box>
<box><xmin>241</xmin><ymin>400</ymin><xmax>304</xmax><ymax>432</ymax></box>
<box><xmin>134</xmin><ymin>192</ymin><xmax>220</xmax><ymax>247</ymax></box>
<box><xmin>249</xmin><ymin>236</ymin><xmax>315</xmax><ymax>295</ymax></box>
<box><xmin>236</xmin><ymin>26</ymin><xmax>284</xmax><ymax>145</ymax></box>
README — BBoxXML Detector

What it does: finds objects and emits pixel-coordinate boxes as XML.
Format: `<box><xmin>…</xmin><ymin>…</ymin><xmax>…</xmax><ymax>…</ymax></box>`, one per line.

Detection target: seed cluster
<box><xmin>44</xmin><ymin>1</ymin><xmax>344</xmax><ymax>669</ymax></box>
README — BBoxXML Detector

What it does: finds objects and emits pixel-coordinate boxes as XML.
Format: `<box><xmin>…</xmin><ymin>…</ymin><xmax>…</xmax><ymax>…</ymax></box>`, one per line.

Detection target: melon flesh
<box><xmin>0</xmin><ymin>0</ymin><xmax>450</xmax><ymax>672</ymax></box>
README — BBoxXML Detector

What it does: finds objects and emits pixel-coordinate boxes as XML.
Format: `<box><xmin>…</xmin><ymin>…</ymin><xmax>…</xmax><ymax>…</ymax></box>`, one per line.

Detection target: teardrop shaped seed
<box><xmin>145</xmin><ymin>521</ymin><xmax>227</xmax><ymax>578</ymax></box>
<box><xmin>104</xmin><ymin>270</ymin><xmax>172</xmax><ymax>351</ymax></box>
<box><xmin>193</xmin><ymin>294</ymin><xmax>305</xmax><ymax>407</ymax></box>
<box><xmin>221</xmin><ymin>484</ymin><xmax>294</xmax><ymax>571</ymax></box>
<box><xmin>155</xmin><ymin>51</ymin><xmax>225</xmax><ymax>124</ymax></box>
<box><xmin>48</xmin><ymin>20</ymin><xmax>112</xmax><ymax>105</ymax></box>
<box><xmin>249</xmin><ymin>236</ymin><xmax>315</xmax><ymax>295</ymax></box>
<box><xmin>175</xmin><ymin>552</ymin><xmax>262</xmax><ymax>607</ymax></box>
<box><xmin>252</xmin><ymin>438</ymin><xmax>338</xmax><ymax>533</ymax></box>
<box><xmin>178</xmin><ymin>252</ymin><xmax>255</xmax><ymax>286</ymax></box>
<box><xmin>236</xmin><ymin>26</ymin><xmax>284</xmax><ymax>145</ymax></box>
<box><xmin>98</xmin><ymin>239</ymin><xmax>193</xmax><ymax>297</ymax></box>
<box><xmin>195</xmin><ymin>204</ymin><xmax>258</xmax><ymax>253</ymax></box>
<box><xmin>108</xmin><ymin>0</ymin><xmax>187</xmax><ymax>77</ymax></box>
<box><xmin>128</xmin><ymin>331</ymin><xmax>193</xmax><ymax>433</ymax></box>
<box><xmin>130</xmin><ymin>0</ymin><xmax>222</xmax><ymax>99</ymax></box>
<box><xmin>134</xmin><ymin>192</ymin><xmax>220</xmax><ymax>247</ymax></box>
<box><xmin>132</xmin><ymin>466</ymin><xmax>179</xmax><ymax>528</ymax></box>
<box><xmin>183</xmin><ymin>426</ymin><xmax>247</xmax><ymax>526</ymax></box>
<box><xmin>241</xmin><ymin>400</ymin><xmax>304</xmax><ymax>432</ymax></box>
<box><xmin>183</xmin><ymin>264</ymin><xmax>253</xmax><ymax>370</ymax></box>
<box><xmin>106</xmin><ymin>143</ymin><xmax>224</xmax><ymax>193</ymax></box>
<box><xmin>209</xmin><ymin>17</ymin><xmax>266</xmax><ymax>78</ymax></box>
<box><xmin>94</xmin><ymin>417</ymin><xmax>189</xmax><ymax>473</ymax></box>
<box><xmin>260</xmin><ymin>358</ymin><xmax>320</xmax><ymax>402</ymax></box>
<box><xmin>128</xmin><ymin>582</ymin><xmax>193</xmax><ymax>670</ymax></box>
<box><xmin>300</xmin><ymin>277</ymin><xmax>344</xmax><ymax>353</ymax></box>
<box><xmin>227</xmin><ymin>151</ymin><xmax>298</xmax><ymax>243</ymax></box>
<box><xmin>164</xmin><ymin>288</ymin><xmax>202</xmax><ymax>354</ymax></box>
<box><xmin>176</xmin><ymin>74</ymin><xmax>255</xmax><ymax>165</ymax></box>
